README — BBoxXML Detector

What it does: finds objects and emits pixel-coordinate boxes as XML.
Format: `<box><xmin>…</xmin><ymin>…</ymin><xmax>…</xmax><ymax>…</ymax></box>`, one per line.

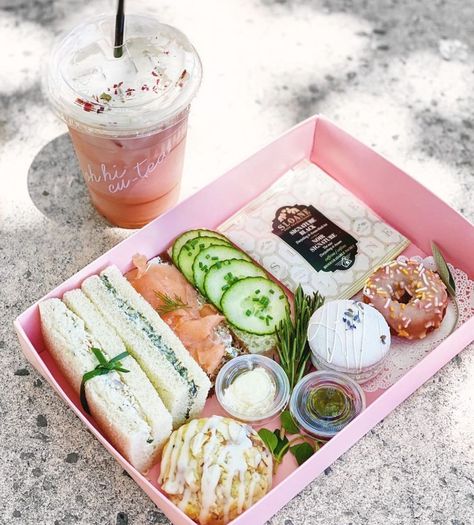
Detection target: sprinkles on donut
<box><xmin>363</xmin><ymin>259</ymin><xmax>448</xmax><ymax>340</ymax></box>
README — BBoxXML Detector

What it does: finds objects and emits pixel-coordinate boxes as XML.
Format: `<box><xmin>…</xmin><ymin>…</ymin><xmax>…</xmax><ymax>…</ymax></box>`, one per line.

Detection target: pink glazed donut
<box><xmin>363</xmin><ymin>260</ymin><xmax>448</xmax><ymax>340</ymax></box>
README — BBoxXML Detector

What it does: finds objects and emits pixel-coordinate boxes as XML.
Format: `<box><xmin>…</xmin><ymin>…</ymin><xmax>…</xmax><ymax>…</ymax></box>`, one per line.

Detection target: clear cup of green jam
<box><xmin>289</xmin><ymin>370</ymin><xmax>366</xmax><ymax>441</ymax></box>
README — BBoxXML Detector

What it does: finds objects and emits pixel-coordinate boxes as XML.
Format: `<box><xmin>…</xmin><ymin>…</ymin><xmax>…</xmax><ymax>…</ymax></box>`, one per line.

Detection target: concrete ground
<box><xmin>1</xmin><ymin>0</ymin><xmax>473</xmax><ymax>524</ymax></box>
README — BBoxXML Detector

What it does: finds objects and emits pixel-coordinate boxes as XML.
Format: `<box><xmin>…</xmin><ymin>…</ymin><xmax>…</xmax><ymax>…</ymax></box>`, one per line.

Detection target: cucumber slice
<box><xmin>221</xmin><ymin>277</ymin><xmax>289</xmax><ymax>335</ymax></box>
<box><xmin>193</xmin><ymin>245</ymin><xmax>251</xmax><ymax>296</ymax></box>
<box><xmin>171</xmin><ymin>229</ymin><xmax>229</xmax><ymax>266</ymax></box>
<box><xmin>177</xmin><ymin>236</ymin><xmax>230</xmax><ymax>283</ymax></box>
<box><xmin>204</xmin><ymin>259</ymin><xmax>266</xmax><ymax>309</ymax></box>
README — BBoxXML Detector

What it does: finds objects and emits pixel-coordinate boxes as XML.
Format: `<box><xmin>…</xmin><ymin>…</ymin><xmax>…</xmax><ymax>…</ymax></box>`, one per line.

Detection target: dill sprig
<box><xmin>275</xmin><ymin>285</ymin><xmax>324</xmax><ymax>391</ymax></box>
<box><xmin>154</xmin><ymin>290</ymin><xmax>189</xmax><ymax>315</ymax></box>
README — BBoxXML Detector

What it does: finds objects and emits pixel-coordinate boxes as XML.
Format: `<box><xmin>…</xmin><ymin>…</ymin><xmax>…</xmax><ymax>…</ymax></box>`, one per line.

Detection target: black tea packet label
<box><xmin>271</xmin><ymin>204</ymin><xmax>358</xmax><ymax>272</ymax></box>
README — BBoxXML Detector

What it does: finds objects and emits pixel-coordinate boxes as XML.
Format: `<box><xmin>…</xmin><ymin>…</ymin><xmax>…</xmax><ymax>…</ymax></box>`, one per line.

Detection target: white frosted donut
<box><xmin>307</xmin><ymin>300</ymin><xmax>391</xmax><ymax>377</ymax></box>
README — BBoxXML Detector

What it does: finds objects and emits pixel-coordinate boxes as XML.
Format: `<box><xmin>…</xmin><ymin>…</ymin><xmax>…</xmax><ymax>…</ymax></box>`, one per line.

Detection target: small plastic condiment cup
<box><xmin>289</xmin><ymin>370</ymin><xmax>366</xmax><ymax>441</ymax></box>
<box><xmin>215</xmin><ymin>355</ymin><xmax>290</xmax><ymax>424</ymax></box>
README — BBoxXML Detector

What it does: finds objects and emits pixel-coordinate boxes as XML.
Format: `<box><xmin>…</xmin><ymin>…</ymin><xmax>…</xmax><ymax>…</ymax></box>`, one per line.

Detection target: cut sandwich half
<box><xmin>63</xmin><ymin>289</ymin><xmax>172</xmax><ymax>455</ymax></box>
<box><xmin>82</xmin><ymin>265</ymin><xmax>211</xmax><ymax>428</ymax></box>
<box><xmin>39</xmin><ymin>298</ymin><xmax>172</xmax><ymax>473</ymax></box>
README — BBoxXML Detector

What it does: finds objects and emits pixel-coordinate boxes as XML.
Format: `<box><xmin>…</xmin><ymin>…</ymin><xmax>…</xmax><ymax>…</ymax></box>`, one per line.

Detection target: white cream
<box><xmin>47</xmin><ymin>15</ymin><xmax>202</xmax><ymax>136</ymax></box>
<box><xmin>222</xmin><ymin>368</ymin><xmax>276</xmax><ymax>417</ymax></box>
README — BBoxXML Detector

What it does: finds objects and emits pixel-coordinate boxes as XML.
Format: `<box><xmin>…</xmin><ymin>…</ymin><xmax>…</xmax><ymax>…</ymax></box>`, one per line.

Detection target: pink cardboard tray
<box><xmin>14</xmin><ymin>115</ymin><xmax>474</xmax><ymax>525</ymax></box>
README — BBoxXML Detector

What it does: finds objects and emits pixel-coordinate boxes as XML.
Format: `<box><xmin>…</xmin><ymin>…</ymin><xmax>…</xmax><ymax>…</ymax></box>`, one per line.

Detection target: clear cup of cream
<box><xmin>215</xmin><ymin>355</ymin><xmax>290</xmax><ymax>424</ymax></box>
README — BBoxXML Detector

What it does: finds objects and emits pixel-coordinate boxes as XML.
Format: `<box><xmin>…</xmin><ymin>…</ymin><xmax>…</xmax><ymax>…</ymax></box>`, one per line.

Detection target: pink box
<box><xmin>14</xmin><ymin>115</ymin><xmax>474</xmax><ymax>525</ymax></box>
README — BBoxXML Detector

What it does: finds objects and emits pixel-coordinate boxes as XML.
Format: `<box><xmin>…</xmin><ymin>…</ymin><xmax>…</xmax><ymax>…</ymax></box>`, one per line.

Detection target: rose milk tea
<box><xmin>45</xmin><ymin>15</ymin><xmax>202</xmax><ymax>228</ymax></box>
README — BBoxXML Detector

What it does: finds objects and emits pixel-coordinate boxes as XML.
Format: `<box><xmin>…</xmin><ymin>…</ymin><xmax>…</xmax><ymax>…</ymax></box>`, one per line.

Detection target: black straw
<box><xmin>114</xmin><ymin>0</ymin><xmax>125</xmax><ymax>58</ymax></box>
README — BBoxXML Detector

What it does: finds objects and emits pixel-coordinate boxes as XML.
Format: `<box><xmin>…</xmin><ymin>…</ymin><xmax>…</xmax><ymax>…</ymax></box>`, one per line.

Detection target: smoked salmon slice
<box><xmin>126</xmin><ymin>254</ymin><xmax>226</xmax><ymax>376</ymax></box>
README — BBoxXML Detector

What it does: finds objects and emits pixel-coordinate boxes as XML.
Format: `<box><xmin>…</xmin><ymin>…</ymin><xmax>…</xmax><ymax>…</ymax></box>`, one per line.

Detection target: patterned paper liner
<box><xmin>362</xmin><ymin>256</ymin><xmax>474</xmax><ymax>392</ymax></box>
<box><xmin>218</xmin><ymin>160</ymin><xmax>409</xmax><ymax>302</ymax></box>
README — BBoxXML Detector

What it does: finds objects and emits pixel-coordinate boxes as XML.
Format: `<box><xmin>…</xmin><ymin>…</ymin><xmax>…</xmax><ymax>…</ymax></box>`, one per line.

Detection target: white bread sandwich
<box><xmin>39</xmin><ymin>297</ymin><xmax>172</xmax><ymax>473</ymax></box>
<box><xmin>81</xmin><ymin>265</ymin><xmax>211</xmax><ymax>428</ymax></box>
<box><xmin>62</xmin><ymin>289</ymin><xmax>172</xmax><ymax>450</ymax></box>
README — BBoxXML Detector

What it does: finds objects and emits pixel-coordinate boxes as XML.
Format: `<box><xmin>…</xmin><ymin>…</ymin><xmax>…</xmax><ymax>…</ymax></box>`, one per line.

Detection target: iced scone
<box><xmin>159</xmin><ymin>416</ymin><xmax>273</xmax><ymax>525</ymax></box>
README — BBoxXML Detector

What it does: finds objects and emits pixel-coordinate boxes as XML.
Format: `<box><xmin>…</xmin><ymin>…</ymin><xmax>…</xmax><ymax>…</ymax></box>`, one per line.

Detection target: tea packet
<box><xmin>218</xmin><ymin>159</ymin><xmax>409</xmax><ymax>300</ymax></box>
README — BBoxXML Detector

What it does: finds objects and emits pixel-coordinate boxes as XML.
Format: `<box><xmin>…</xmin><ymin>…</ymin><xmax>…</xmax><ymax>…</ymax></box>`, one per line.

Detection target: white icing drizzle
<box><xmin>310</xmin><ymin>305</ymin><xmax>345</xmax><ymax>365</ymax></box>
<box><xmin>352</xmin><ymin>311</ymin><xmax>358</xmax><ymax>369</ymax></box>
<box><xmin>308</xmin><ymin>300</ymin><xmax>391</xmax><ymax>372</ymax></box>
<box><xmin>359</xmin><ymin>306</ymin><xmax>366</xmax><ymax>370</ymax></box>
<box><xmin>330</xmin><ymin>301</ymin><xmax>340</xmax><ymax>362</ymax></box>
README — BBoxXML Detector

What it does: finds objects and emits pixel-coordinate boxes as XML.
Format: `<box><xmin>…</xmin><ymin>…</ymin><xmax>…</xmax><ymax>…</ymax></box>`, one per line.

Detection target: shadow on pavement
<box><xmin>27</xmin><ymin>133</ymin><xmax>108</xmax><ymax>227</ymax></box>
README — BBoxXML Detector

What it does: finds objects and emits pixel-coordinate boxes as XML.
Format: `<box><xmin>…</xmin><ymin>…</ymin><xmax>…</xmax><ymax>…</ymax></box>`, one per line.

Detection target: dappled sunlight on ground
<box><xmin>1</xmin><ymin>1</ymin><xmax>473</xmax><ymax>524</ymax></box>
<box><xmin>0</xmin><ymin>13</ymin><xmax>52</xmax><ymax>96</ymax></box>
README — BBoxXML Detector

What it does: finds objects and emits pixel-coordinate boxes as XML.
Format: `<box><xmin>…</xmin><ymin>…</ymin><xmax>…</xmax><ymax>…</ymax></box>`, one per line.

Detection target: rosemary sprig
<box><xmin>154</xmin><ymin>290</ymin><xmax>190</xmax><ymax>316</ymax></box>
<box><xmin>275</xmin><ymin>285</ymin><xmax>324</xmax><ymax>391</ymax></box>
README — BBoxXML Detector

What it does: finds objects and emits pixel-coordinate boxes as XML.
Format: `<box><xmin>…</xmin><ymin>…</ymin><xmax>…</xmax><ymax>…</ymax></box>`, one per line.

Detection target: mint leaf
<box><xmin>258</xmin><ymin>428</ymin><xmax>278</xmax><ymax>454</ymax></box>
<box><xmin>273</xmin><ymin>429</ymin><xmax>289</xmax><ymax>457</ymax></box>
<box><xmin>290</xmin><ymin>442</ymin><xmax>315</xmax><ymax>466</ymax></box>
<box><xmin>259</xmin><ymin>428</ymin><xmax>292</xmax><ymax>465</ymax></box>
<box><xmin>281</xmin><ymin>410</ymin><xmax>299</xmax><ymax>435</ymax></box>
<box><xmin>431</xmin><ymin>242</ymin><xmax>456</xmax><ymax>298</ymax></box>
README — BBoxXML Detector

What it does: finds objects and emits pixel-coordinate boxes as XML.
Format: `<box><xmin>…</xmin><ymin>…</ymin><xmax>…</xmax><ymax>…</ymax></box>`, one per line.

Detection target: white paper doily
<box><xmin>361</xmin><ymin>255</ymin><xmax>474</xmax><ymax>392</ymax></box>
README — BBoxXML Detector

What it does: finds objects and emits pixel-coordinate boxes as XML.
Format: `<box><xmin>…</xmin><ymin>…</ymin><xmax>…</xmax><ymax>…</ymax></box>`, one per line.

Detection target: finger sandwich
<box><xmin>39</xmin><ymin>297</ymin><xmax>172</xmax><ymax>473</ymax></box>
<box><xmin>81</xmin><ymin>265</ymin><xmax>211</xmax><ymax>428</ymax></box>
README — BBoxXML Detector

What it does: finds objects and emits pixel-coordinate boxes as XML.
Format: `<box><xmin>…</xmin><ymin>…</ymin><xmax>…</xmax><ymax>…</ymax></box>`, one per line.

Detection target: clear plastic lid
<box><xmin>45</xmin><ymin>14</ymin><xmax>202</xmax><ymax>137</ymax></box>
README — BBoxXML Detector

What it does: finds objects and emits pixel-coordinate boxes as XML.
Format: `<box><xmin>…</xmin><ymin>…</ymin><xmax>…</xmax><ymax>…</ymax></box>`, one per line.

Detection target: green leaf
<box><xmin>273</xmin><ymin>429</ymin><xmax>289</xmax><ymax>457</ymax></box>
<box><xmin>431</xmin><ymin>242</ymin><xmax>456</xmax><ymax>297</ymax></box>
<box><xmin>91</xmin><ymin>347</ymin><xmax>108</xmax><ymax>365</ymax></box>
<box><xmin>113</xmin><ymin>366</ymin><xmax>130</xmax><ymax>373</ymax></box>
<box><xmin>108</xmin><ymin>351</ymin><xmax>130</xmax><ymax>367</ymax></box>
<box><xmin>258</xmin><ymin>428</ymin><xmax>278</xmax><ymax>454</ymax></box>
<box><xmin>280</xmin><ymin>410</ymin><xmax>300</xmax><ymax>435</ymax></box>
<box><xmin>290</xmin><ymin>442</ymin><xmax>315</xmax><ymax>466</ymax></box>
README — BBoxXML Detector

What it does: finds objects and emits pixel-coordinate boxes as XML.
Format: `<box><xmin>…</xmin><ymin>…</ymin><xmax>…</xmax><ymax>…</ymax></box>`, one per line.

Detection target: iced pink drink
<box><xmin>68</xmin><ymin>115</ymin><xmax>187</xmax><ymax>227</ymax></box>
<box><xmin>45</xmin><ymin>15</ymin><xmax>202</xmax><ymax>228</ymax></box>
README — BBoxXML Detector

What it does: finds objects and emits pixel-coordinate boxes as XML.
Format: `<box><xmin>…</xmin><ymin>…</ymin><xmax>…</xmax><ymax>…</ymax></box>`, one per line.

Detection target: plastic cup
<box><xmin>45</xmin><ymin>14</ymin><xmax>202</xmax><ymax>228</ymax></box>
